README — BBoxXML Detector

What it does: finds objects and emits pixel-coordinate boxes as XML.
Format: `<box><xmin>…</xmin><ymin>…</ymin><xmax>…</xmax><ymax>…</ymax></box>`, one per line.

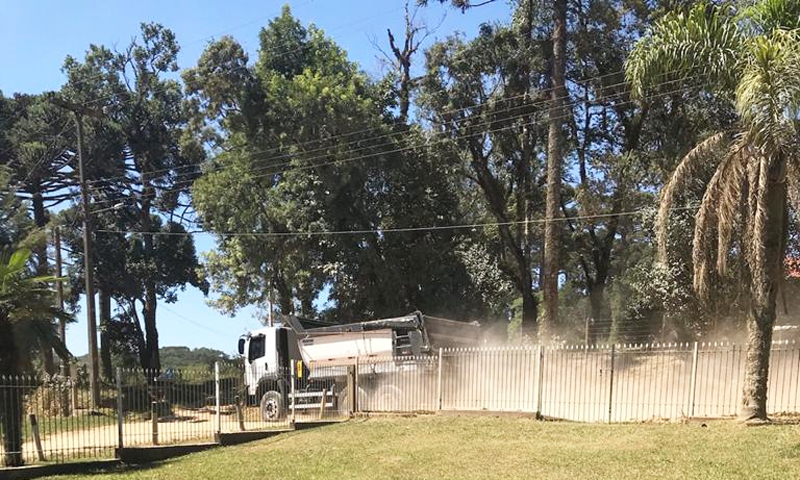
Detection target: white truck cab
<box><xmin>238</xmin><ymin>325</ymin><xmax>305</xmax><ymax>420</ymax></box>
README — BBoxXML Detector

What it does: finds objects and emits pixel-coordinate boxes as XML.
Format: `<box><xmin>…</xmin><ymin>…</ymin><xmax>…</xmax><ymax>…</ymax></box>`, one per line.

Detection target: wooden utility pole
<box><xmin>50</xmin><ymin>95</ymin><xmax>102</xmax><ymax>408</ymax></box>
<box><xmin>54</xmin><ymin>227</ymin><xmax>66</xmax><ymax>350</ymax></box>
<box><xmin>54</xmin><ymin>226</ymin><xmax>72</xmax><ymax>416</ymax></box>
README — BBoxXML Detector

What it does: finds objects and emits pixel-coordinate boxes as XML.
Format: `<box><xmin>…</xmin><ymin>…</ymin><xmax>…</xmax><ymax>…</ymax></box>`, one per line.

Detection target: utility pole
<box><xmin>50</xmin><ymin>95</ymin><xmax>102</xmax><ymax>408</ymax></box>
<box><xmin>54</xmin><ymin>226</ymin><xmax>66</xmax><ymax>345</ymax></box>
<box><xmin>267</xmin><ymin>280</ymin><xmax>274</xmax><ymax>327</ymax></box>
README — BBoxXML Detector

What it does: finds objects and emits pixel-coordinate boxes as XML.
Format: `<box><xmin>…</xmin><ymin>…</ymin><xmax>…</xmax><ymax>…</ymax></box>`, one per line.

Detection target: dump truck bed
<box><xmin>285</xmin><ymin>311</ymin><xmax>480</xmax><ymax>366</ymax></box>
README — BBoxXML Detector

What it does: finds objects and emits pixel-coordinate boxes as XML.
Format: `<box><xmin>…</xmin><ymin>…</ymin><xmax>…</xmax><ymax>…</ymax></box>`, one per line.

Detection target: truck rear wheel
<box><xmin>375</xmin><ymin>385</ymin><xmax>403</xmax><ymax>412</ymax></box>
<box><xmin>259</xmin><ymin>390</ymin><xmax>285</xmax><ymax>421</ymax></box>
<box><xmin>337</xmin><ymin>386</ymin><xmax>367</xmax><ymax>415</ymax></box>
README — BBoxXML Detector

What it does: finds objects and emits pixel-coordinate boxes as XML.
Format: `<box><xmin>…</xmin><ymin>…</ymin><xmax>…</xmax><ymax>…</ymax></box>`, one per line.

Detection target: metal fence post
<box><xmin>290</xmin><ymin>360</ymin><xmax>296</xmax><ymax>424</ymax></box>
<box><xmin>355</xmin><ymin>357</ymin><xmax>360</xmax><ymax>414</ymax></box>
<box><xmin>116</xmin><ymin>367</ymin><xmax>123</xmax><ymax>450</ymax></box>
<box><xmin>151</xmin><ymin>400</ymin><xmax>159</xmax><ymax>445</ymax></box>
<box><xmin>436</xmin><ymin>347</ymin><xmax>443</xmax><ymax>411</ymax></box>
<box><xmin>70</xmin><ymin>363</ymin><xmax>79</xmax><ymax>411</ymax></box>
<box><xmin>29</xmin><ymin>414</ymin><xmax>45</xmax><ymax>461</ymax></box>
<box><xmin>215</xmin><ymin>362</ymin><xmax>221</xmax><ymax>436</ymax></box>
<box><xmin>346</xmin><ymin>362</ymin><xmax>356</xmax><ymax>416</ymax></box>
<box><xmin>535</xmin><ymin>345</ymin><xmax>544</xmax><ymax>418</ymax></box>
<box><xmin>689</xmin><ymin>341</ymin><xmax>699</xmax><ymax>418</ymax></box>
<box><xmin>608</xmin><ymin>344</ymin><xmax>616</xmax><ymax>423</ymax></box>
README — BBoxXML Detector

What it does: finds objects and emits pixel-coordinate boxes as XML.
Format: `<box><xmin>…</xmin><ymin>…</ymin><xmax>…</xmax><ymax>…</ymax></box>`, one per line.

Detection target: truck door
<box><xmin>245</xmin><ymin>334</ymin><xmax>266</xmax><ymax>395</ymax></box>
<box><xmin>276</xmin><ymin>328</ymin><xmax>290</xmax><ymax>371</ymax></box>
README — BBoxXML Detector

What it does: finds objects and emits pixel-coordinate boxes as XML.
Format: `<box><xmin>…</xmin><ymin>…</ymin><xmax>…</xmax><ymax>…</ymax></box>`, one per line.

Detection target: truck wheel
<box><xmin>259</xmin><ymin>390</ymin><xmax>285</xmax><ymax>421</ymax></box>
<box><xmin>337</xmin><ymin>386</ymin><xmax>367</xmax><ymax>415</ymax></box>
<box><xmin>375</xmin><ymin>385</ymin><xmax>403</xmax><ymax>412</ymax></box>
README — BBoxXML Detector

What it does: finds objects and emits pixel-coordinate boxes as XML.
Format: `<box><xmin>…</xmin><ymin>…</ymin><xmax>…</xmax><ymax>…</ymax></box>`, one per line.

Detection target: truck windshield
<box><xmin>248</xmin><ymin>334</ymin><xmax>266</xmax><ymax>361</ymax></box>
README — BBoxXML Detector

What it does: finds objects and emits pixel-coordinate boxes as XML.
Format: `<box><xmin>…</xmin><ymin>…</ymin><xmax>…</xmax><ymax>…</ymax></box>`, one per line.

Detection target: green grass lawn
<box><xmin>40</xmin><ymin>415</ymin><xmax>800</xmax><ymax>480</ymax></box>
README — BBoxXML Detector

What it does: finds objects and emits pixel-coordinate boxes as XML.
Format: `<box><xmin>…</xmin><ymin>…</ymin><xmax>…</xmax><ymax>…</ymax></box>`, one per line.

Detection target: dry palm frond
<box><xmin>692</xmin><ymin>146</ymin><xmax>738</xmax><ymax>297</ymax></box>
<box><xmin>656</xmin><ymin>131</ymin><xmax>729</xmax><ymax>263</ymax></box>
<box><xmin>716</xmin><ymin>140</ymin><xmax>749</xmax><ymax>275</ymax></box>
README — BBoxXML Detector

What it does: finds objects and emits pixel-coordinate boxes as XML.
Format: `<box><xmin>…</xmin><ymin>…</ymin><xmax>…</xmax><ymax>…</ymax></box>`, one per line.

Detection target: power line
<box><xmin>159</xmin><ymin>303</ymin><xmax>230</xmax><ymax>337</ymax></box>
<box><xmin>85</xmin><ymin>66</ymin><xmax>667</xmax><ymax>188</ymax></box>
<box><xmin>82</xmin><ymin>72</ymin><xmax>705</xmax><ymax>205</ymax></box>
<box><xmin>85</xmin><ymin>77</ymin><xmax>703</xmax><ymax>209</ymax></box>
<box><xmin>13</xmin><ymin>63</ymin><xmax>692</xmax><ymax>204</ymax></box>
<box><xmin>94</xmin><ymin>204</ymin><xmax>693</xmax><ymax>238</ymax></box>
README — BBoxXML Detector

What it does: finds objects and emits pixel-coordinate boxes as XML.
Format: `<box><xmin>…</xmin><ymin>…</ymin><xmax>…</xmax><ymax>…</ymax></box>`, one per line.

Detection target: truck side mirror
<box><xmin>238</xmin><ymin>338</ymin><xmax>245</xmax><ymax>356</ymax></box>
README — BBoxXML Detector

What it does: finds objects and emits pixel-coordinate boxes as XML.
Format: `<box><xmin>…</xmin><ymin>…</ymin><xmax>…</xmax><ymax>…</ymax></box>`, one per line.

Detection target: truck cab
<box><xmin>238</xmin><ymin>326</ymin><xmax>302</xmax><ymax>420</ymax></box>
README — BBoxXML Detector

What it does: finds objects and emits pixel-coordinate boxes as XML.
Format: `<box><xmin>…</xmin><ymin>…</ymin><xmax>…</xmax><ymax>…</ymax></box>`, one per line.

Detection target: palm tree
<box><xmin>0</xmin><ymin>248</ymin><xmax>69</xmax><ymax>466</ymax></box>
<box><xmin>626</xmin><ymin>0</ymin><xmax>800</xmax><ymax>421</ymax></box>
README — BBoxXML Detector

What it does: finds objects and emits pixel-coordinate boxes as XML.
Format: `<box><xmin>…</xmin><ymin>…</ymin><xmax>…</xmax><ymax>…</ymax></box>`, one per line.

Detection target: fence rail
<box><xmin>3</xmin><ymin>341</ymin><xmax>800</xmax><ymax>467</ymax></box>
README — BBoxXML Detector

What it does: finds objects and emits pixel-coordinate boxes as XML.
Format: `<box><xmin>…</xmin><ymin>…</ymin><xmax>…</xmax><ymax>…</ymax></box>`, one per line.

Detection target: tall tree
<box><xmin>1</xmin><ymin>95</ymin><xmax>75</xmax><ymax>372</ymax></box>
<box><xmin>189</xmin><ymin>7</ymin><xmax>486</xmax><ymax>323</ymax></box>
<box><xmin>61</xmin><ymin>23</ymin><xmax>205</xmax><ymax>371</ymax></box>
<box><xmin>541</xmin><ymin>0</ymin><xmax>567</xmax><ymax>339</ymax></box>
<box><xmin>419</xmin><ymin>20</ymin><xmax>546</xmax><ymax>332</ymax></box>
<box><xmin>381</xmin><ymin>1</ymin><xmax>438</xmax><ymax>124</ymax></box>
<box><xmin>626</xmin><ymin>0</ymin><xmax>800</xmax><ymax>421</ymax></box>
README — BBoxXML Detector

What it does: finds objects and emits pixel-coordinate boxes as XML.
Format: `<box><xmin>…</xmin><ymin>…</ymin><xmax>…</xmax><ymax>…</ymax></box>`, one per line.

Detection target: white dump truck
<box><xmin>237</xmin><ymin>311</ymin><xmax>480</xmax><ymax>420</ymax></box>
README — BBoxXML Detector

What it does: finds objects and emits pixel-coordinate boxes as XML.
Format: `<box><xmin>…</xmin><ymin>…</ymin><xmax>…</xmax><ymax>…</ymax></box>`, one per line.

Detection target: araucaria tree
<box><xmin>626</xmin><ymin>0</ymin><xmax>800</xmax><ymax>421</ymax></box>
<box><xmin>60</xmin><ymin>23</ymin><xmax>206</xmax><ymax>371</ymax></box>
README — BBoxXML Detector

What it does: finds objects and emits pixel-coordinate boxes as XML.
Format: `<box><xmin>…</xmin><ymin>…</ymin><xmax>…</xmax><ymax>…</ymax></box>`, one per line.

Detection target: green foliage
<box><xmin>158</xmin><ymin>346</ymin><xmax>231</xmax><ymax>370</ymax></box>
<box><xmin>57</xmin><ymin>22</ymin><xmax>207</xmax><ymax>370</ymax></box>
<box><xmin>0</xmin><ymin>248</ymin><xmax>70</xmax><ymax>372</ymax></box>
<box><xmin>0</xmin><ymin>248</ymin><xmax>69</xmax><ymax>467</ymax></box>
<box><xmin>626</xmin><ymin>0</ymin><xmax>800</xmax><ymax>419</ymax></box>
<box><xmin>75</xmin><ymin>346</ymin><xmax>231</xmax><ymax>370</ymax></box>
<box><xmin>0</xmin><ymin>168</ymin><xmax>32</xmax><ymax>249</ymax></box>
<box><xmin>191</xmin><ymin>8</ymin><xmax>489</xmax><ymax>323</ymax></box>
<box><xmin>4</xmin><ymin>0</ymin><xmax>797</xmax><ymax>367</ymax></box>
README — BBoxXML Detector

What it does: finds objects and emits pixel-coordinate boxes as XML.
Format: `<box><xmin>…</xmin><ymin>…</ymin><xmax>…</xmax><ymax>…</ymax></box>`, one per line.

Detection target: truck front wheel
<box><xmin>259</xmin><ymin>390</ymin><xmax>285</xmax><ymax>421</ymax></box>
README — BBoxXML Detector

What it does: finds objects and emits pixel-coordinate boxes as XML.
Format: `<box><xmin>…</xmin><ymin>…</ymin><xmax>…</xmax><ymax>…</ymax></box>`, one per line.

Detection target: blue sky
<box><xmin>1</xmin><ymin>0</ymin><xmax>510</xmax><ymax>357</ymax></box>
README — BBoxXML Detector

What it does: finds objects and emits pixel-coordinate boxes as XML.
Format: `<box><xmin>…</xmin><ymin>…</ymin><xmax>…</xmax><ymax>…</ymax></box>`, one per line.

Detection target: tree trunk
<box><xmin>30</xmin><ymin>191</ymin><xmax>57</xmax><ymax>376</ymax></box>
<box><xmin>143</xmin><ymin>286</ymin><xmax>159</xmax><ymax>372</ymax></box>
<box><xmin>521</xmin><ymin>288</ymin><xmax>537</xmax><ymax>336</ymax></box>
<box><xmin>542</xmin><ymin>0</ymin><xmax>567</xmax><ymax>341</ymax></box>
<box><xmin>272</xmin><ymin>266</ymin><xmax>294</xmax><ymax>316</ymax></box>
<box><xmin>140</xmin><ymin>177</ymin><xmax>160</xmax><ymax>372</ymax></box>
<box><xmin>742</xmin><ymin>298</ymin><xmax>776</xmax><ymax>421</ymax></box>
<box><xmin>98</xmin><ymin>289</ymin><xmax>113</xmax><ymax>380</ymax></box>
<box><xmin>0</xmin><ymin>385</ymin><xmax>24</xmax><ymax>467</ymax></box>
<box><xmin>740</xmin><ymin>166</ymin><xmax>787</xmax><ymax>422</ymax></box>
<box><xmin>129</xmin><ymin>300</ymin><xmax>149</xmax><ymax>372</ymax></box>
<box><xmin>0</xmin><ymin>314</ymin><xmax>24</xmax><ymax>467</ymax></box>
<box><xmin>516</xmin><ymin>0</ymin><xmax>536</xmax><ymax>337</ymax></box>
<box><xmin>587</xmin><ymin>284</ymin><xmax>608</xmax><ymax>345</ymax></box>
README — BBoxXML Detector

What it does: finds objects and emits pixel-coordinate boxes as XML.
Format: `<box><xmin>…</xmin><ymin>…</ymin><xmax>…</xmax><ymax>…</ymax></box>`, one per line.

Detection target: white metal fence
<box><xmin>3</xmin><ymin>341</ymin><xmax>800</xmax><ymax>467</ymax></box>
<box><xmin>355</xmin><ymin>342</ymin><xmax>800</xmax><ymax>421</ymax></box>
